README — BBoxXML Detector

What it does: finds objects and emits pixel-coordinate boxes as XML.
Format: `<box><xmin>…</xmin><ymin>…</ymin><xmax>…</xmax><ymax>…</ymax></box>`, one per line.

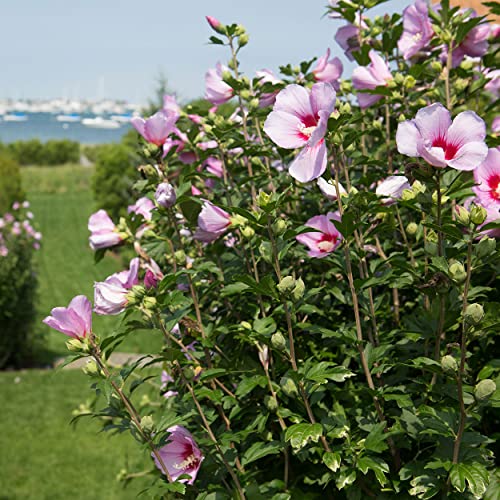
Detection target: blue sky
<box><xmin>0</xmin><ymin>0</ymin><xmax>411</xmax><ymax>103</ymax></box>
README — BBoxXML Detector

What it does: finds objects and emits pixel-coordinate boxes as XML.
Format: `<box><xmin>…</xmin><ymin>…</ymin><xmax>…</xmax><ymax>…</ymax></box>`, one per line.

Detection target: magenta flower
<box><xmin>485</xmin><ymin>69</ymin><xmax>500</xmax><ymax>96</ymax></box>
<box><xmin>396</xmin><ymin>103</ymin><xmax>488</xmax><ymax>171</ymax></box>
<box><xmin>206</xmin><ymin>15</ymin><xmax>224</xmax><ymax>34</ymax></box>
<box><xmin>131</xmin><ymin>109</ymin><xmax>179</xmax><ymax>146</ymax></box>
<box><xmin>155</xmin><ymin>182</ymin><xmax>177</xmax><ymax>208</ymax></box>
<box><xmin>398</xmin><ymin>0</ymin><xmax>434</xmax><ymax>60</ymax></box>
<box><xmin>296</xmin><ymin>212</ymin><xmax>342</xmax><ymax>258</ymax></box>
<box><xmin>163</xmin><ymin>94</ymin><xmax>181</xmax><ymax>116</ymax></box>
<box><xmin>205</xmin><ymin>62</ymin><xmax>233</xmax><ymax>105</ymax></box>
<box><xmin>88</xmin><ymin>209</ymin><xmax>123</xmax><ymax>251</ymax></box>
<box><xmin>128</xmin><ymin>197</ymin><xmax>155</xmax><ymax>221</ymax></box>
<box><xmin>313</xmin><ymin>48</ymin><xmax>343</xmax><ymax>89</ymax></box>
<box><xmin>473</xmin><ymin>148</ymin><xmax>500</xmax><ymax>207</ymax></box>
<box><xmin>376</xmin><ymin>175</ymin><xmax>411</xmax><ymax>205</ymax></box>
<box><xmin>204</xmin><ymin>157</ymin><xmax>223</xmax><ymax>178</ymax></box>
<box><xmin>144</xmin><ymin>259</ymin><xmax>164</xmax><ymax>289</ymax></box>
<box><xmin>335</xmin><ymin>15</ymin><xmax>366</xmax><ymax>61</ymax></box>
<box><xmin>194</xmin><ymin>201</ymin><xmax>231</xmax><ymax>242</ymax></box>
<box><xmin>256</xmin><ymin>69</ymin><xmax>282</xmax><ymax>107</ymax></box>
<box><xmin>94</xmin><ymin>258</ymin><xmax>140</xmax><ymax>315</ymax></box>
<box><xmin>264</xmin><ymin>82</ymin><xmax>336</xmax><ymax>182</ymax></box>
<box><xmin>352</xmin><ymin>50</ymin><xmax>393</xmax><ymax>108</ymax></box>
<box><xmin>43</xmin><ymin>295</ymin><xmax>92</xmax><ymax>339</ymax></box>
<box><xmin>152</xmin><ymin>426</ymin><xmax>203</xmax><ymax>484</ymax></box>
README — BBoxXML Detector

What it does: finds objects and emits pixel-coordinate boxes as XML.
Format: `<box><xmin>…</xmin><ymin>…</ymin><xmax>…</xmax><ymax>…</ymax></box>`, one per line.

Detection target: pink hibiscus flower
<box><xmin>296</xmin><ymin>212</ymin><xmax>342</xmax><ymax>258</ymax></box>
<box><xmin>264</xmin><ymin>82</ymin><xmax>336</xmax><ymax>182</ymax></box>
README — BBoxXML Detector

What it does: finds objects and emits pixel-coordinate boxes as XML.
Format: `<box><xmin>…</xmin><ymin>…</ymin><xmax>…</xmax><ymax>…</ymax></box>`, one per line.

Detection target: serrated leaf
<box><xmin>305</xmin><ymin>362</ymin><xmax>355</xmax><ymax>384</ymax></box>
<box><xmin>357</xmin><ymin>456</ymin><xmax>389</xmax><ymax>486</ymax></box>
<box><xmin>285</xmin><ymin>423</ymin><xmax>323</xmax><ymax>450</ymax></box>
<box><xmin>323</xmin><ymin>451</ymin><xmax>341</xmax><ymax>472</ymax></box>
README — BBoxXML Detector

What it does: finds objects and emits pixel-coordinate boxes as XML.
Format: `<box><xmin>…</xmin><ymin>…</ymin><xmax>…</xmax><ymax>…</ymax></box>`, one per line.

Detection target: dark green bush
<box><xmin>92</xmin><ymin>143</ymin><xmax>140</xmax><ymax>220</ymax></box>
<box><xmin>7</xmin><ymin>139</ymin><xmax>80</xmax><ymax>166</ymax></box>
<box><xmin>0</xmin><ymin>233</ymin><xmax>38</xmax><ymax>368</ymax></box>
<box><xmin>0</xmin><ymin>153</ymin><xmax>24</xmax><ymax>213</ymax></box>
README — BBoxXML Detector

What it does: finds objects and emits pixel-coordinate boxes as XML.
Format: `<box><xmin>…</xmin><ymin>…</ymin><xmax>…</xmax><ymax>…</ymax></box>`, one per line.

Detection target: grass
<box><xmin>21</xmin><ymin>165</ymin><xmax>163</xmax><ymax>361</ymax></box>
<box><xmin>0</xmin><ymin>369</ymin><xmax>154</xmax><ymax>499</ymax></box>
<box><xmin>0</xmin><ymin>165</ymin><xmax>165</xmax><ymax>499</ymax></box>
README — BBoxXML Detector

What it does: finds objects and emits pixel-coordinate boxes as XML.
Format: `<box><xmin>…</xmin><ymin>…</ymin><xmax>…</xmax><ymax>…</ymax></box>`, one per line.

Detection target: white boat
<box><xmin>110</xmin><ymin>113</ymin><xmax>133</xmax><ymax>123</ymax></box>
<box><xmin>82</xmin><ymin>116</ymin><xmax>120</xmax><ymax>129</ymax></box>
<box><xmin>3</xmin><ymin>112</ymin><xmax>28</xmax><ymax>122</ymax></box>
<box><xmin>56</xmin><ymin>113</ymin><xmax>81</xmax><ymax>122</ymax></box>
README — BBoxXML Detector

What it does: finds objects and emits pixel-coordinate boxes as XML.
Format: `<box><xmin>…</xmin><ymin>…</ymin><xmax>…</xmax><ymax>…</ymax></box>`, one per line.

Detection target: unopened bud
<box><xmin>449</xmin><ymin>262</ymin><xmax>467</xmax><ymax>284</ymax></box>
<box><xmin>240</xmin><ymin>89</ymin><xmax>251</xmax><ymax>100</ymax></box>
<box><xmin>404</xmin><ymin>75</ymin><xmax>416</xmax><ymax>89</ymax></box>
<box><xmin>402</xmin><ymin>188</ymin><xmax>416</xmax><ymax>201</ymax></box>
<box><xmin>277</xmin><ymin>276</ymin><xmax>296</xmax><ymax>295</ymax></box>
<box><xmin>265</xmin><ymin>395</ymin><xmax>278</xmax><ymax>412</ymax></box>
<box><xmin>394</xmin><ymin>73</ymin><xmax>405</xmax><ymax>85</ymax></box>
<box><xmin>66</xmin><ymin>338</ymin><xmax>85</xmax><ymax>352</ymax></box>
<box><xmin>272</xmin><ymin>219</ymin><xmax>288</xmax><ymax>235</ymax></box>
<box><xmin>280</xmin><ymin>376</ymin><xmax>298</xmax><ymax>396</ymax></box>
<box><xmin>140</xmin><ymin>415</ymin><xmax>155</xmax><ymax>433</ymax></box>
<box><xmin>430</xmin><ymin>61</ymin><xmax>442</xmax><ymax>72</ymax></box>
<box><xmin>83</xmin><ymin>359</ymin><xmax>100</xmax><ymax>376</ymax></box>
<box><xmin>222</xmin><ymin>69</ymin><xmax>232</xmax><ymax>81</ymax></box>
<box><xmin>143</xmin><ymin>296</ymin><xmax>157</xmax><ymax>311</ymax></box>
<box><xmin>205</xmin><ymin>15</ymin><xmax>226</xmax><ymax>35</ymax></box>
<box><xmin>234</xmin><ymin>24</ymin><xmax>246</xmax><ymax>36</ymax></box>
<box><xmin>238</xmin><ymin>33</ymin><xmax>249</xmax><ymax>46</ymax></box>
<box><xmin>474</xmin><ymin>379</ymin><xmax>496</xmax><ymax>400</ymax></box>
<box><xmin>464</xmin><ymin>303</ymin><xmax>484</xmax><ymax>325</ymax></box>
<box><xmin>174</xmin><ymin>250</ymin><xmax>186</xmax><ymax>265</ymax></box>
<box><xmin>470</xmin><ymin>205</ymin><xmax>487</xmax><ymax>226</ymax></box>
<box><xmin>155</xmin><ymin>182</ymin><xmax>176</xmax><ymax>208</ymax></box>
<box><xmin>127</xmin><ymin>285</ymin><xmax>146</xmax><ymax>306</ymax></box>
<box><xmin>241</xmin><ymin>226</ymin><xmax>255</xmax><ymax>239</ymax></box>
<box><xmin>257</xmin><ymin>190</ymin><xmax>272</xmax><ymax>209</ymax></box>
<box><xmin>441</xmin><ymin>355</ymin><xmax>458</xmax><ymax>373</ymax></box>
<box><xmin>271</xmin><ymin>332</ymin><xmax>287</xmax><ymax>351</ymax></box>
<box><xmin>292</xmin><ymin>278</ymin><xmax>305</xmax><ymax>301</ymax></box>
<box><xmin>406</xmin><ymin>222</ymin><xmax>418</xmax><ymax>236</ymax></box>
<box><xmin>432</xmin><ymin>189</ymin><xmax>449</xmax><ymax>204</ymax></box>
<box><xmin>455</xmin><ymin>205</ymin><xmax>470</xmax><ymax>226</ymax></box>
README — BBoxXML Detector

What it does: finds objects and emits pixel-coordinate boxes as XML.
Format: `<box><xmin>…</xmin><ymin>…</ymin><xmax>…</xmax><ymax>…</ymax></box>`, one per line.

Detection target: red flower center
<box><xmin>432</xmin><ymin>136</ymin><xmax>459</xmax><ymax>161</ymax></box>
<box><xmin>298</xmin><ymin>114</ymin><xmax>319</xmax><ymax>141</ymax></box>
<box><xmin>487</xmin><ymin>174</ymin><xmax>500</xmax><ymax>201</ymax></box>
<box><xmin>317</xmin><ymin>233</ymin><xmax>338</xmax><ymax>253</ymax></box>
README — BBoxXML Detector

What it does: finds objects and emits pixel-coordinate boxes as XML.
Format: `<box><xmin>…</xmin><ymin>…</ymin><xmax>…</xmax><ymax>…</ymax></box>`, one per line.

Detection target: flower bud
<box><xmin>277</xmin><ymin>276</ymin><xmax>296</xmax><ymax>295</ymax></box>
<box><xmin>143</xmin><ymin>296</ymin><xmax>157</xmax><ymax>311</ymax></box>
<box><xmin>470</xmin><ymin>205</ymin><xmax>487</xmax><ymax>226</ymax></box>
<box><xmin>234</xmin><ymin>24</ymin><xmax>246</xmax><ymax>36</ymax></box>
<box><xmin>126</xmin><ymin>285</ymin><xmax>146</xmax><ymax>306</ymax></box>
<box><xmin>174</xmin><ymin>250</ymin><xmax>186</xmax><ymax>265</ymax></box>
<box><xmin>475</xmin><ymin>237</ymin><xmax>496</xmax><ymax>258</ymax></box>
<box><xmin>455</xmin><ymin>205</ymin><xmax>470</xmax><ymax>226</ymax></box>
<box><xmin>430</xmin><ymin>61</ymin><xmax>442</xmax><ymax>72</ymax></box>
<box><xmin>454</xmin><ymin>78</ymin><xmax>469</xmax><ymax>92</ymax></box>
<box><xmin>413</xmin><ymin>181</ymin><xmax>427</xmax><ymax>193</ymax></box>
<box><xmin>83</xmin><ymin>360</ymin><xmax>100</xmax><ymax>376</ymax></box>
<box><xmin>272</xmin><ymin>219</ymin><xmax>288</xmax><ymax>235</ymax></box>
<box><xmin>205</xmin><ymin>15</ymin><xmax>226</xmax><ymax>35</ymax></box>
<box><xmin>240</xmin><ymin>89</ymin><xmax>251</xmax><ymax>100</ymax></box>
<box><xmin>271</xmin><ymin>332</ymin><xmax>287</xmax><ymax>351</ymax></box>
<box><xmin>259</xmin><ymin>241</ymin><xmax>273</xmax><ymax>264</ymax></box>
<box><xmin>264</xmin><ymin>395</ymin><xmax>278</xmax><ymax>412</ymax></box>
<box><xmin>280</xmin><ymin>376</ymin><xmax>298</xmax><ymax>397</ymax></box>
<box><xmin>222</xmin><ymin>69</ymin><xmax>232</xmax><ymax>82</ymax></box>
<box><xmin>230</xmin><ymin>214</ymin><xmax>248</xmax><ymax>228</ymax></box>
<box><xmin>459</xmin><ymin>59</ymin><xmax>474</xmax><ymax>71</ymax></box>
<box><xmin>292</xmin><ymin>278</ymin><xmax>305</xmax><ymax>301</ymax></box>
<box><xmin>238</xmin><ymin>33</ymin><xmax>249</xmax><ymax>46</ymax></box>
<box><xmin>394</xmin><ymin>72</ymin><xmax>405</xmax><ymax>85</ymax></box>
<box><xmin>257</xmin><ymin>190</ymin><xmax>272</xmax><ymax>209</ymax></box>
<box><xmin>441</xmin><ymin>355</ymin><xmax>458</xmax><ymax>373</ymax></box>
<box><xmin>401</xmin><ymin>188</ymin><xmax>416</xmax><ymax>201</ymax></box>
<box><xmin>241</xmin><ymin>226</ymin><xmax>255</xmax><ymax>239</ymax></box>
<box><xmin>155</xmin><ymin>182</ymin><xmax>176</xmax><ymax>208</ymax></box>
<box><xmin>404</xmin><ymin>75</ymin><xmax>416</xmax><ymax>89</ymax></box>
<box><xmin>464</xmin><ymin>303</ymin><xmax>484</xmax><ymax>325</ymax></box>
<box><xmin>474</xmin><ymin>379</ymin><xmax>496</xmax><ymax>401</ymax></box>
<box><xmin>140</xmin><ymin>415</ymin><xmax>155</xmax><ymax>433</ymax></box>
<box><xmin>432</xmin><ymin>189</ymin><xmax>449</xmax><ymax>204</ymax></box>
<box><xmin>66</xmin><ymin>338</ymin><xmax>85</xmax><ymax>352</ymax></box>
<box><xmin>449</xmin><ymin>262</ymin><xmax>467</xmax><ymax>284</ymax></box>
<box><xmin>406</xmin><ymin>222</ymin><xmax>418</xmax><ymax>236</ymax></box>
<box><xmin>248</xmin><ymin>98</ymin><xmax>260</xmax><ymax>110</ymax></box>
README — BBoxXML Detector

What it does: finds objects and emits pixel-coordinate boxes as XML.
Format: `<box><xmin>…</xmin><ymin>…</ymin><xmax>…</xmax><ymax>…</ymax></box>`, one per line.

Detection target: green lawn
<box><xmin>0</xmin><ymin>165</ymin><xmax>165</xmax><ymax>499</ymax></box>
<box><xmin>22</xmin><ymin>165</ymin><xmax>162</xmax><ymax>360</ymax></box>
<box><xmin>0</xmin><ymin>369</ymin><xmax>154</xmax><ymax>499</ymax></box>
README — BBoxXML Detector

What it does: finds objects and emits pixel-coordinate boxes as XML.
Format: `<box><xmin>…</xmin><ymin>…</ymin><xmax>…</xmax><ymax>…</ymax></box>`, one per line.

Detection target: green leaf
<box><xmin>220</xmin><ymin>282</ymin><xmax>250</xmax><ymax>297</ymax></box>
<box><xmin>335</xmin><ymin>467</ymin><xmax>357</xmax><ymax>490</ymax></box>
<box><xmin>449</xmin><ymin>463</ymin><xmax>489</xmax><ymax>498</ymax></box>
<box><xmin>285</xmin><ymin>423</ymin><xmax>323</xmax><ymax>450</ymax></box>
<box><xmin>242</xmin><ymin>441</ymin><xmax>282</xmax><ymax>466</ymax></box>
<box><xmin>357</xmin><ymin>456</ymin><xmax>389</xmax><ymax>486</ymax></box>
<box><xmin>364</xmin><ymin>422</ymin><xmax>389</xmax><ymax>453</ymax></box>
<box><xmin>323</xmin><ymin>451</ymin><xmax>341</xmax><ymax>472</ymax></box>
<box><xmin>305</xmin><ymin>362</ymin><xmax>355</xmax><ymax>385</ymax></box>
<box><xmin>235</xmin><ymin>375</ymin><xmax>267</xmax><ymax>398</ymax></box>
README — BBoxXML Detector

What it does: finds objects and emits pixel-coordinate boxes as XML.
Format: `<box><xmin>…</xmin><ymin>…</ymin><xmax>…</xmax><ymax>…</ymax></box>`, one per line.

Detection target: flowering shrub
<box><xmin>46</xmin><ymin>1</ymin><xmax>500</xmax><ymax>498</ymax></box>
<box><xmin>0</xmin><ymin>202</ymin><xmax>41</xmax><ymax>368</ymax></box>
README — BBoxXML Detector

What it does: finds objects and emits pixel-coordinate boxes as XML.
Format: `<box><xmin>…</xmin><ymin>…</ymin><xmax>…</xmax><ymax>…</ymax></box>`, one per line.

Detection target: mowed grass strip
<box><xmin>21</xmin><ymin>165</ymin><xmax>162</xmax><ymax>359</ymax></box>
<box><xmin>0</xmin><ymin>369</ymin><xmax>154</xmax><ymax>499</ymax></box>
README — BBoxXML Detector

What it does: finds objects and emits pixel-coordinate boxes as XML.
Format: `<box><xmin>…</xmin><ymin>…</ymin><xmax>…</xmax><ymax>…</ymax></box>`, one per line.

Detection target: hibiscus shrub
<box><xmin>47</xmin><ymin>1</ymin><xmax>500</xmax><ymax>498</ymax></box>
<box><xmin>0</xmin><ymin>202</ymin><xmax>41</xmax><ymax>368</ymax></box>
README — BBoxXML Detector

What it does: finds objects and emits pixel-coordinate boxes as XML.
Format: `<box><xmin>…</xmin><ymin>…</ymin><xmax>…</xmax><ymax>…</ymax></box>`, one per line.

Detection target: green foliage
<box><xmin>7</xmin><ymin>139</ymin><xmax>80</xmax><ymax>165</ymax></box>
<box><xmin>92</xmin><ymin>144</ymin><xmax>140</xmax><ymax>220</ymax></box>
<box><xmin>0</xmin><ymin>152</ymin><xmax>24</xmax><ymax>213</ymax></box>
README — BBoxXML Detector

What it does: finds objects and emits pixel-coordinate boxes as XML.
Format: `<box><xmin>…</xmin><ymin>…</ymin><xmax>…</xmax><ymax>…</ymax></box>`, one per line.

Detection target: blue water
<box><xmin>0</xmin><ymin>113</ymin><xmax>132</xmax><ymax>144</ymax></box>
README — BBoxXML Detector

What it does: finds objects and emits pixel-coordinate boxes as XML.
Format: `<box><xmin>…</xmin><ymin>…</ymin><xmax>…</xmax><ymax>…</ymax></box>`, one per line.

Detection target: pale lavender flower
<box><xmin>43</xmin><ymin>295</ymin><xmax>92</xmax><ymax>339</ymax></box>
<box><xmin>376</xmin><ymin>175</ymin><xmax>411</xmax><ymax>204</ymax></box>
<box><xmin>205</xmin><ymin>62</ymin><xmax>233</xmax><ymax>105</ymax></box>
<box><xmin>88</xmin><ymin>209</ymin><xmax>123</xmax><ymax>250</ymax></box>
<box><xmin>313</xmin><ymin>48</ymin><xmax>343</xmax><ymax>89</ymax></box>
<box><xmin>398</xmin><ymin>0</ymin><xmax>434</xmax><ymax>60</ymax></box>
<box><xmin>131</xmin><ymin>109</ymin><xmax>179</xmax><ymax>146</ymax></box>
<box><xmin>155</xmin><ymin>182</ymin><xmax>177</xmax><ymax>208</ymax></box>
<box><xmin>128</xmin><ymin>197</ymin><xmax>155</xmax><ymax>222</ymax></box>
<box><xmin>194</xmin><ymin>201</ymin><xmax>231</xmax><ymax>242</ymax></box>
